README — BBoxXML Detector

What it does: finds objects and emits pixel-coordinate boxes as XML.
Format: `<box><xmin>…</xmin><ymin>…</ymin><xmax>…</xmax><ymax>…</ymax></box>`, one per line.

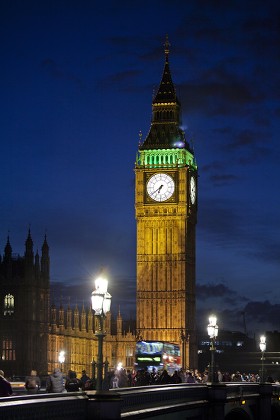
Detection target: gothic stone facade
<box><xmin>0</xmin><ymin>232</ymin><xmax>135</xmax><ymax>378</ymax></box>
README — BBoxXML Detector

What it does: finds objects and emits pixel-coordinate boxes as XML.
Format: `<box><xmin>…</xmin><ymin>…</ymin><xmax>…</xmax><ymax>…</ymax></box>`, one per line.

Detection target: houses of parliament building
<box><xmin>0</xmin><ymin>39</ymin><xmax>198</xmax><ymax>378</ymax></box>
<box><xmin>0</xmin><ymin>231</ymin><xmax>135</xmax><ymax>377</ymax></box>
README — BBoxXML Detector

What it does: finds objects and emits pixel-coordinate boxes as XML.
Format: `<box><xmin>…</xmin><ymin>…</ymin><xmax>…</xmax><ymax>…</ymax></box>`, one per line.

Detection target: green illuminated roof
<box><xmin>136</xmin><ymin>148</ymin><xmax>197</xmax><ymax>170</ymax></box>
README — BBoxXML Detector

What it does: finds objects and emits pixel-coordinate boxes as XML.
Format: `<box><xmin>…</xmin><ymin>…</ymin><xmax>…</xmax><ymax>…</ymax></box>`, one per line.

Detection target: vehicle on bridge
<box><xmin>135</xmin><ymin>340</ymin><xmax>181</xmax><ymax>374</ymax></box>
<box><xmin>9</xmin><ymin>376</ymin><xmax>26</xmax><ymax>395</ymax></box>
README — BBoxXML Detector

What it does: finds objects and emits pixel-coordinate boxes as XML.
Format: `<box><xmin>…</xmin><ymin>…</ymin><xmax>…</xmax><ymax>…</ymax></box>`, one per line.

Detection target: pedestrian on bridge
<box><xmin>0</xmin><ymin>370</ymin><xmax>12</xmax><ymax>397</ymax></box>
<box><xmin>25</xmin><ymin>370</ymin><xmax>41</xmax><ymax>393</ymax></box>
<box><xmin>46</xmin><ymin>368</ymin><xmax>66</xmax><ymax>393</ymax></box>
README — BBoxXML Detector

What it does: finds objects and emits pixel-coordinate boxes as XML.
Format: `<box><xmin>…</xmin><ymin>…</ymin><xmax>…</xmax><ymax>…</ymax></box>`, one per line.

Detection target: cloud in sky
<box><xmin>196</xmin><ymin>282</ymin><xmax>280</xmax><ymax>334</ymax></box>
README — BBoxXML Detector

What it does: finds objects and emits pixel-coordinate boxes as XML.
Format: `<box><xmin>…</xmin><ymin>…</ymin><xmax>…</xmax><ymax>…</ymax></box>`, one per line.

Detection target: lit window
<box><xmin>126</xmin><ymin>346</ymin><xmax>134</xmax><ymax>367</ymax></box>
<box><xmin>2</xmin><ymin>338</ymin><xmax>16</xmax><ymax>360</ymax></box>
<box><xmin>126</xmin><ymin>347</ymin><xmax>134</xmax><ymax>357</ymax></box>
<box><xmin>4</xmin><ymin>294</ymin><xmax>14</xmax><ymax>315</ymax></box>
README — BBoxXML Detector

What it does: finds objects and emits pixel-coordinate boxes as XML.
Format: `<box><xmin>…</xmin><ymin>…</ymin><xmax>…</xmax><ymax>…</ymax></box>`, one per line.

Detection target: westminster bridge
<box><xmin>1</xmin><ymin>383</ymin><xmax>280</xmax><ymax>419</ymax></box>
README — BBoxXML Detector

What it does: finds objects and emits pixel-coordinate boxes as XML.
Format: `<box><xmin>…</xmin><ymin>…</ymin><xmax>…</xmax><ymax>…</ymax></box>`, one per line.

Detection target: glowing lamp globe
<box><xmin>207</xmin><ymin>315</ymin><xmax>218</xmax><ymax>339</ymax></box>
<box><xmin>91</xmin><ymin>276</ymin><xmax>112</xmax><ymax>316</ymax></box>
<box><xmin>259</xmin><ymin>335</ymin><xmax>266</xmax><ymax>352</ymax></box>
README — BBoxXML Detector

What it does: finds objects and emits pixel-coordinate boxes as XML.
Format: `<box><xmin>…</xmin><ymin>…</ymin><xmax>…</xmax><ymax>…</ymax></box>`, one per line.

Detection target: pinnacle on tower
<box><xmin>25</xmin><ymin>228</ymin><xmax>34</xmax><ymax>253</ymax></box>
<box><xmin>4</xmin><ymin>235</ymin><xmax>12</xmax><ymax>260</ymax></box>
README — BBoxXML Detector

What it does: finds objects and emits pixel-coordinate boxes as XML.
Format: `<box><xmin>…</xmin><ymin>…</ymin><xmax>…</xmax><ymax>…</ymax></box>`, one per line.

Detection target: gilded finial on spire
<box><xmin>164</xmin><ymin>34</ymin><xmax>170</xmax><ymax>60</ymax></box>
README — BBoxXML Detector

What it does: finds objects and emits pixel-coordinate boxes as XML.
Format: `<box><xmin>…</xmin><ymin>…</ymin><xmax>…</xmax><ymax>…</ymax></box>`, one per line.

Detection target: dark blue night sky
<box><xmin>1</xmin><ymin>0</ymin><xmax>280</xmax><ymax>335</ymax></box>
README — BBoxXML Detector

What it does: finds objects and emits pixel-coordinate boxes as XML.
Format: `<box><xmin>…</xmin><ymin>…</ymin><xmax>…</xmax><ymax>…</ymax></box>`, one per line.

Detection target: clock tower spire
<box><xmin>140</xmin><ymin>35</ymin><xmax>188</xmax><ymax>151</ymax></box>
<box><xmin>135</xmin><ymin>38</ymin><xmax>198</xmax><ymax>369</ymax></box>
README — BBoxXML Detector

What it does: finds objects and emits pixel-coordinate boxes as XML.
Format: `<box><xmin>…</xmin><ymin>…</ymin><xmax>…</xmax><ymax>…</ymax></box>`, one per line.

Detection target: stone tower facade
<box><xmin>0</xmin><ymin>231</ymin><xmax>50</xmax><ymax>375</ymax></box>
<box><xmin>135</xmin><ymin>39</ymin><xmax>198</xmax><ymax>369</ymax></box>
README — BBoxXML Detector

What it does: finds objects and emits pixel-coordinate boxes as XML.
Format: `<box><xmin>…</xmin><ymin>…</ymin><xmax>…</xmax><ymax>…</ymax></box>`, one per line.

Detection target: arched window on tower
<box><xmin>125</xmin><ymin>346</ymin><xmax>134</xmax><ymax>368</ymax></box>
<box><xmin>1</xmin><ymin>338</ymin><xmax>16</xmax><ymax>360</ymax></box>
<box><xmin>4</xmin><ymin>294</ymin><xmax>14</xmax><ymax>316</ymax></box>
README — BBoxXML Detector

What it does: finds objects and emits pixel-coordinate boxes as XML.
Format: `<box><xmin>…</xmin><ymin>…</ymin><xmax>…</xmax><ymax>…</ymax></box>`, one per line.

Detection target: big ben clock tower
<box><xmin>135</xmin><ymin>38</ymin><xmax>198</xmax><ymax>369</ymax></box>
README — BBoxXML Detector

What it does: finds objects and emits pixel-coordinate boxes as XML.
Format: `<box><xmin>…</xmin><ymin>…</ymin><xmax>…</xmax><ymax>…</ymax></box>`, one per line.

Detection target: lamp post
<box><xmin>259</xmin><ymin>335</ymin><xmax>266</xmax><ymax>383</ymax></box>
<box><xmin>91</xmin><ymin>275</ymin><xmax>112</xmax><ymax>391</ymax></box>
<box><xmin>207</xmin><ymin>315</ymin><xmax>218</xmax><ymax>383</ymax></box>
<box><xmin>58</xmin><ymin>350</ymin><xmax>65</xmax><ymax>373</ymax></box>
<box><xmin>180</xmin><ymin>329</ymin><xmax>186</xmax><ymax>371</ymax></box>
<box><xmin>180</xmin><ymin>329</ymin><xmax>190</xmax><ymax>371</ymax></box>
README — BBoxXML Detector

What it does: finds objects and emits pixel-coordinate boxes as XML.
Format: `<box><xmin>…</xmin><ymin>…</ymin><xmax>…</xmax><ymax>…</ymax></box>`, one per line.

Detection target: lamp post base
<box><xmin>96</xmin><ymin>319</ymin><xmax>105</xmax><ymax>391</ymax></box>
<box><xmin>209</xmin><ymin>344</ymin><xmax>216</xmax><ymax>383</ymax></box>
<box><xmin>86</xmin><ymin>391</ymin><xmax>121</xmax><ymax>420</ymax></box>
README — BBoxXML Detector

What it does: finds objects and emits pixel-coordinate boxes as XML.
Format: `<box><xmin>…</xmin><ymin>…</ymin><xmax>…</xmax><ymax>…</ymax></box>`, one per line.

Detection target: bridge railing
<box><xmin>0</xmin><ymin>392</ymin><xmax>87</xmax><ymax>419</ymax></box>
<box><xmin>117</xmin><ymin>382</ymin><xmax>280</xmax><ymax>420</ymax></box>
<box><xmin>116</xmin><ymin>383</ymin><xmax>209</xmax><ymax>415</ymax></box>
<box><xmin>0</xmin><ymin>383</ymin><xmax>279</xmax><ymax>420</ymax></box>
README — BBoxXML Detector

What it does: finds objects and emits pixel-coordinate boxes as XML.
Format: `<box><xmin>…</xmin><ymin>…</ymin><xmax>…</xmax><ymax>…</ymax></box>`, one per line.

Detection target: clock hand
<box><xmin>152</xmin><ymin>184</ymin><xmax>164</xmax><ymax>195</ymax></box>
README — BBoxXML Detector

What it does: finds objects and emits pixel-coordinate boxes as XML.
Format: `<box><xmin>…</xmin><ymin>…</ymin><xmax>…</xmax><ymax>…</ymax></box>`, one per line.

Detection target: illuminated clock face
<box><xmin>147</xmin><ymin>173</ymin><xmax>175</xmax><ymax>202</ymax></box>
<box><xmin>190</xmin><ymin>176</ymin><xmax>196</xmax><ymax>204</ymax></box>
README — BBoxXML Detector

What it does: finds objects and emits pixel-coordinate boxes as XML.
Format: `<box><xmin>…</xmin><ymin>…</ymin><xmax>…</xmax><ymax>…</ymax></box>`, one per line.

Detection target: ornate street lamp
<box><xmin>207</xmin><ymin>315</ymin><xmax>218</xmax><ymax>383</ymax></box>
<box><xmin>259</xmin><ymin>335</ymin><xmax>266</xmax><ymax>383</ymax></box>
<box><xmin>91</xmin><ymin>275</ymin><xmax>112</xmax><ymax>391</ymax></box>
<box><xmin>58</xmin><ymin>350</ymin><xmax>65</xmax><ymax>372</ymax></box>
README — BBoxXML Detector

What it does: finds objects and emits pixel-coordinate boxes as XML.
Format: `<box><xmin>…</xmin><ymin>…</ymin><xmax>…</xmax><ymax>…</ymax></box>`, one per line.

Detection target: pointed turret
<box><xmin>59</xmin><ymin>301</ymin><xmax>64</xmax><ymax>329</ymax></box>
<box><xmin>117</xmin><ymin>306</ymin><xmax>123</xmax><ymax>335</ymax></box>
<box><xmin>67</xmin><ymin>299</ymin><xmax>72</xmax><ymax>329</ymax></box>
<box><xmin>25</xmin><ymin>228</ymin><xmax>34</xmax><ymax>264</ymax></box>
<box><xmin>152</xmin><ymin>36</ymin><xmax>178</xmax><ymax>106</ymax></box>
<box><xmin>24</xmin><ymin>229</ymin><xmax>35</xmax><ymax>284</ymax></box>
<box><xmin>51</xmin><ymin>304</ymin><xmax>57</xmax><ymax>326</ymax></box>
<box><xmin>81</xmin><ymin>303</ymin><xmax>86</xmax><ymax>331</ymax></box>
<box><xmin>87</xmin><ymin>305</ymin><xmax>93</xmax><ymax>333</ymax></box>
<box><xmin>4</xmin><ymin>236</ymin><xmax>12</xmax><ymax>261</ymax></box>
<box><xmin>74</xmin><ymin>303</ymin><xmax>79</xmax><ymax>330</ymax></box>
<box><xmin>41</xmin><ymin>234</ymin><xmax>50</xmax><ymax>279</ymax></box>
